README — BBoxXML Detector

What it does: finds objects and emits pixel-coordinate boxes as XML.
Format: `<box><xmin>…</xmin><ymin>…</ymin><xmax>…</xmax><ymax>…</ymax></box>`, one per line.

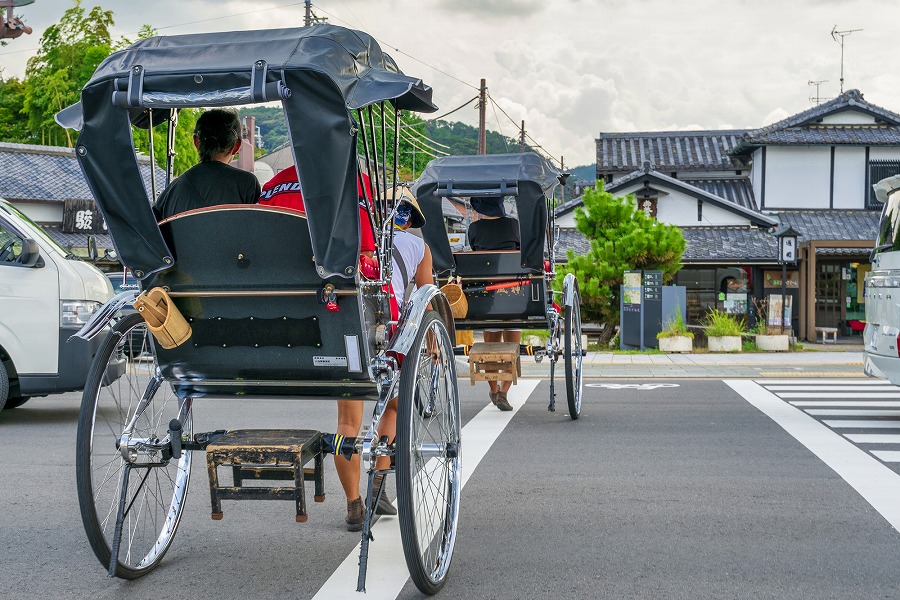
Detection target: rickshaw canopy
<box><xmin>412</xmin><ymin>152</ymin><xmax>561</xmax><ymax>275</ymax></box>
<box><xmin>58</xmin><ymin>24</ymin><xmax>436</xmax><ymax>280</ymax></box>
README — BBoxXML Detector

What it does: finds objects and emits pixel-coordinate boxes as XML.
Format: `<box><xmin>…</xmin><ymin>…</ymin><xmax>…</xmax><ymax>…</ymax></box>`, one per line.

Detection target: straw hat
<box><xmin>393</xmin><ymin>186</ymin><xmax>426</xmax><ymax>228</ymax></box>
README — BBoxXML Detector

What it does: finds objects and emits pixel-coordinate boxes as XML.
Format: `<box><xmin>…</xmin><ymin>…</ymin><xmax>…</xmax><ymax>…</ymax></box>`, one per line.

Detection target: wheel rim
<box><xmin>399</xmin><ymin>316</ymin><xmax>461</xmax><ymax>590</ymax></box>
<box><xmin>79</xmin><ymin>315</ymin><xmax>191</xmax><ymax>575</ymax></box>
<box><xmin>565</xmin><ymin>290</ymin><xmax>584</xmax><ymax>416</ymax></box>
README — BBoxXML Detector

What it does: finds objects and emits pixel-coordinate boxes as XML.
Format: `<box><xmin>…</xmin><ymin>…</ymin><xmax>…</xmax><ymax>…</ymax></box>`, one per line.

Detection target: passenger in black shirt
<box><xmin>467</xmin><ymin>196</ymin><xmax>520</xmax><ymax>251</ymax></box>
<box><xmin>154</xmin><ymin>108</ymin><xmax>261</xmax><ymax>219</ymax></box>
<box><xmin>466</xmin><ymin>195</ymin><xmax>522</xmax><ymax>411</ymax></box>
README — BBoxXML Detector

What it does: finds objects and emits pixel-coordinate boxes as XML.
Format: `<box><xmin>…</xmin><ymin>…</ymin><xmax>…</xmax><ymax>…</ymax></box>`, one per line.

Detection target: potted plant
<box><xmin>703</xmin><ymin>310</ymin><xmax>744</xmax><ymax>352</ymax></box>
<box><xmin>751</xmin><ymin>298</ymin><xmax>789</xmax><ymax>351</ymax></box>
<box><xmin>657</xmin><ymin>308</ymin><xmax>693</xmax><ymax>353</ymax></box>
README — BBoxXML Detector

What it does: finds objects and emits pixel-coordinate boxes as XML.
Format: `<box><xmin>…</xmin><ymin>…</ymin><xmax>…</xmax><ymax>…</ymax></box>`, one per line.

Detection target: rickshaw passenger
<box><xmin>154</xmin><ymin>109</ymin><xmax>261</xmax><ymax>219</ymax></box>
<box><xmin>468</xmin><ymin>195</ymin><xmax>521</xmax><ymax>411</ymax></box>
<box><xmin>467</xmin><ymin>195</ymin><xmax>520</xmax><ymax>251</ymax></box>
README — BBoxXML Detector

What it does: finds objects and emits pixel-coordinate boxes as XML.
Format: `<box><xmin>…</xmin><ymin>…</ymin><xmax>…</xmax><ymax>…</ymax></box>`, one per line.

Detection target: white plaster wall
<box><xmin>763</xmin><ymin>146</ymin><xmax>831</xmax><ymax>208</ymax></box>
<box><xmin>833</xmin><ymin>146</ymin><xmax>867</xmax><ymax>209</ymax></box>
<box><xmin>751</xmin><ymin>148</ymin><xmax>763</xmax><ymax>202</ymax></box>
<box><xmin>613</xmin><ymin>183</ymin><xmax>750</xmax><ymax>226</ymax></box>
<box><xmin>871</xmin><ymin>147</ymin><xmax>900</xmax><ymax>161</ymax></box>
<box><xmin>12</xmin><ymin>202</ymin><xmax>62</xmax><ymax>224</ymax></box>
<box><xmin>821</xmin><ymin>110</ymin><xmax>876</xmax><ymax>125</ymax></box>
<box><xmin>556</xmin><ymin>212</ymin><xmax>577</xmax><ymax>228</ymax></box>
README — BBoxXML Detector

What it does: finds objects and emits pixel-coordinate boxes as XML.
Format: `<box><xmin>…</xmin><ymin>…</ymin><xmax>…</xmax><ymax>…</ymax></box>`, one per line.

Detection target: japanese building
<box><xmin>557</xmin><ymin>89</ymin><xmax>899</xmax><ymax>341</ymax></box>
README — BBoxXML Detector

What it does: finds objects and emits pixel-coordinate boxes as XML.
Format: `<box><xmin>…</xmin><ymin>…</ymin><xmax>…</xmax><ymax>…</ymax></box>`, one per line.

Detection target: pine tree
<box><xmin>557</xmin><ymin>183</ymin><xmax>685</xmax><ymax>341</ymax></box>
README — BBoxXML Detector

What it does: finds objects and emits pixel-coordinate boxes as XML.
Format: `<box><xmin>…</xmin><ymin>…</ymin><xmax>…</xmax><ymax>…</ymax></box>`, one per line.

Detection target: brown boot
<box><xmin>494</xmin><ymin>391</ymin><xmax>513</xmax><ymax>411</ymax></box>
<box><xmin>373</xmin><ymin>473</ymin><xmax>397</xmax><ymax>516</ymax></box>
<box><xmin>346</xmin><ymin>497</ymin><xmax>364</xmax><ymax>532</ymax></box>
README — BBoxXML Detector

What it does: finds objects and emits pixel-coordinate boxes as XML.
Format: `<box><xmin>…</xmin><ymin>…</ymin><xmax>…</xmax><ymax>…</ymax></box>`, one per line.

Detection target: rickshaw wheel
<box><xmin>564</xmin><ymin>284</ymin><xmax>584</xmax><ymax>420</ymax></box>
<box><xmin>76</xmin><ymin>312</ymin><xmax>192</xmax><ymax>579</ymax></box>
<box><xmin>396</xmin><ymin>310</ymin><xmax>461</xmax><ymax>595</ymax></box>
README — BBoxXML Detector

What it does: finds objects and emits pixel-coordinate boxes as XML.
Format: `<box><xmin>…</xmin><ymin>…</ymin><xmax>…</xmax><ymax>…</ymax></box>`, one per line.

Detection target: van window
<box><xmin>876</xmin><ymin>190</ymin><xmax>900</xmax><ymax>253</ymax></box>
<box><xmin>0</xmin><ymin>222</ymin><xmax>25</xmax><ymax>264</ymax></box>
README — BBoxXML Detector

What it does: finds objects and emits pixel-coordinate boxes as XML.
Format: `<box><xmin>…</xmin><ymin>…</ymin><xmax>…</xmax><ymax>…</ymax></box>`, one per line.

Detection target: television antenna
<box><xmin>831</xmin><ymin>26</ymin><xmax>862</xmax><ymax>93</ymax></box>
<box><xmin>808</xmin><ymin>80</ymin><xmax>828</xmax><ymax>105</ymax></box>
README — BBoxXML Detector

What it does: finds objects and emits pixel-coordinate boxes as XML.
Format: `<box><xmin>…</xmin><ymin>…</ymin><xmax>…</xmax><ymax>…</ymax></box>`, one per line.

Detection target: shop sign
<box><xmin>763</xmin><ymin>270</ymin><xmax>799</xmax><ymax>289</ymax></box>
<box><xmin>63</xmin><ymin>199</ymin><xmax>107</xmax><ymax>234</ymax></box>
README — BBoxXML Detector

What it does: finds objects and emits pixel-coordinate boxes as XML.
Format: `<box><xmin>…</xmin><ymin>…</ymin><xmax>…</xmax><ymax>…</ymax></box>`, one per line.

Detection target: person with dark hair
<box><xmin>154</xmin><ymin>108</ymin><xmax>261</xmax><ymax>219</ymax></box>
<box><xmin>467</xmin><ymin>195</ymin><xmax>521</xmax><ymax>411</ymax></box>
<box><xmin>467</xmin><ymin>195</ymin><xmax>520</xmax><ymax>251</ymax></box>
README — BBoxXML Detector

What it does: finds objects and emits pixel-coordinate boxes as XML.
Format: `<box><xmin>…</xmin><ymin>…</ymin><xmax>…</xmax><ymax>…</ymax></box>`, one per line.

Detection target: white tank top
<box><xmin>391</xmin><ymin>229</ymin><xmax>425</xmax><ymax>303</ymax></box>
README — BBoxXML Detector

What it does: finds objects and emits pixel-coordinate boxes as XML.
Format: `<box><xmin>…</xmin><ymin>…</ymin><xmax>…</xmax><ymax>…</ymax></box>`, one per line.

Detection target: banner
<box><xmin>763</xmin><ymin>270</ymin><xmax>799</xmax><ymax>289</ymax></box>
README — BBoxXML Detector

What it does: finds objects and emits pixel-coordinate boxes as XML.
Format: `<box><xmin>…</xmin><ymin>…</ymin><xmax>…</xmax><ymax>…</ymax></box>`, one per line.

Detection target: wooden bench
<box><xmin>815</xmin><ymin>326</ymin><xmax>838</xmax><ymax>343</ymax></box>
<box><xmin>468</xmin><ymin>342</ymin><xmax>520</xmax><ymax>386</ymax></box>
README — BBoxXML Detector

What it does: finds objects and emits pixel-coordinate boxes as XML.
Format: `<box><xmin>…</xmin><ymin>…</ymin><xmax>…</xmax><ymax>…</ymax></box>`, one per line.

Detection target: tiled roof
<box><xmin>734</xmin><ymin>89</ymin><xmax>900</xmax><ymax>153</ymax></box>
<box><xmin>0</xmin><ymin>142</ymin><xmax>164</xmax><ymax>203</ymax></box>
<box><xmin>682</xmin><ymin>178</ymin><xmax>758</xmax><ymax>211</ymax></box>
<box><xmin>596</xmin><ymin>130</ymin><xmax>748</xmax><ymax>173</ymax></box>
<box><xmin>556</xmin><ymin>225</ymin><xmax>779</xmax><ymax>263</ymax></box>
<box><xmin>774</xmin><ymin>209</ymin><xmax>878</xmax><ymax>242</ymax></box>
<box><xmin>41</xmin><ymin>225</ymin><xmax>115</xmax><ymax>251</ymax></box>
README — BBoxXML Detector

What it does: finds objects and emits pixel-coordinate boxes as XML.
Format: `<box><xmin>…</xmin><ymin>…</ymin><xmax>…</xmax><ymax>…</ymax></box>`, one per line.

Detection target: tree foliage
<box><xmin>23</xmin><ymin>0</ymin><xmax>117</xmax><ymax>147</ymax></box>
<box><xmin>556</xmin><ymin>183</ymin><xmax>685</xmax><ymax>338</ymax></box>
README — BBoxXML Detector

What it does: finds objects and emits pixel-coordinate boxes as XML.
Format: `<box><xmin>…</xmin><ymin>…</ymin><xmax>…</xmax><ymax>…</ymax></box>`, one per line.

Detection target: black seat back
<box><xmin>143</xmin><ymin>205</ymin><xmax>381</xmax><ymax>398</ymax></box>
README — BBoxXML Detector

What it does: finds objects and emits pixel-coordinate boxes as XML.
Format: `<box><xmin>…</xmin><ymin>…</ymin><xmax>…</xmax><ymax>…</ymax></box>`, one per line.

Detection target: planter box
<box><xmin>707</xmin><ymin>335</ymin><xmax>742</xmax><ymax>352</ymax></box>
<box><xmin>658</xmin><ymin>336</ymin><xmax>693</xmax><ymax>353</ymax></box>
<box><xmin>755</xmin><ymin>334</ymin><xmax>789</xmax><ymax>351</ymax></box>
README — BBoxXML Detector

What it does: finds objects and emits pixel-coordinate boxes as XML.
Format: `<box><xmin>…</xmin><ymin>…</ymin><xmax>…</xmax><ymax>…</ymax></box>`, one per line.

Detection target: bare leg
<box><xmin>375</xmin><ymin>397</ymin><xmax>397</xmax><ymax>472</ymax></box>
<box><xmin>335</xmin><ymin>399</ymin><xmax>363</xmax><ymax>502</ymax></box>
<box><xmin>482</xmin><ymin>330</ymin><xmax>501</xmax><ymax>395</ymax></box>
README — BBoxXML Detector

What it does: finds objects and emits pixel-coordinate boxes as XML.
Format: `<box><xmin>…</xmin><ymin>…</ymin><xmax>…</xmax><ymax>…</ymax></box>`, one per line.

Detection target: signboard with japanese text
<box><xmin>763</xmin><ymin>270</ymin><xmax>799</xmax><ymax>289</ymax></box>
<box><xmin>62</xmin><ymin>199</ymin><xmax>107</xmax><ymax>234</ymax></box>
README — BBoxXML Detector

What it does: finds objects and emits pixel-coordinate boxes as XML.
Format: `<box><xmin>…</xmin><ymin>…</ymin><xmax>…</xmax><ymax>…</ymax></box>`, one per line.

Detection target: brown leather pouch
<box><xmin>133</xmin><ymin>287</ymin><xmax>192</xmax><ymax>349</ymax></box>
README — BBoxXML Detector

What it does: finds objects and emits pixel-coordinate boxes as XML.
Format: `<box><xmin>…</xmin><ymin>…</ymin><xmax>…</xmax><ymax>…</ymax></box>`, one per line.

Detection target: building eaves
<box><xmin>596</xmin><ymin>129</ymin><xmax>749</xmax><ymax>173</ymax></box>
<box><xmin>772</xmin><ymin>209</ymin><xmax>879</xmax><ymax>242</ymax></box>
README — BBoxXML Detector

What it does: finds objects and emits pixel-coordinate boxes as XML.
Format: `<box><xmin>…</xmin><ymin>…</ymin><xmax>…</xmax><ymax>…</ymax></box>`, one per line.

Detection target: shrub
<box><xmin>703</xmin><ymin>310</ymin><xmax>744</xmax><ymax>337</ymax></box>
<box><xmin>657</xmin><ymin>307</ymin><xmax>693</xmax><ymax>339</ymax></box>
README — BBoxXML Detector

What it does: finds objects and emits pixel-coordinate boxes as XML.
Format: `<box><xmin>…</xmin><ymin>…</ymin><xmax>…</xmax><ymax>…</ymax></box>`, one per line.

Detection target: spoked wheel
<box><xmin>396</xmin><ymin>310</ymin><xmax>461</xmax><ymax>595</ymax></box>
<box><xmin>76</xmin><ymin>312</ymin><xmax>192</xmax><ymax>579</ymax></box>
<box><xmin>564</xmin><ymin>279</ymin><xmax>583</xmax><ymax>420</ymax></box>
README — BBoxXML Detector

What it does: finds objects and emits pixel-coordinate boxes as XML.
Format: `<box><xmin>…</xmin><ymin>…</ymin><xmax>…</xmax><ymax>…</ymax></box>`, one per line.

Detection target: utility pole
<box><xmin>519</xmin><ymin>120</ymin><xmax>525</xmax><ymax>153</ymax></box>
<box><xmin>477</xmin><ymin>79</ymin><xmax>486</xmax><ymax>155</ymax></box>
<box><xmin>559</xmin><ymin>155</ymin><xmax>565</xmax><ymax>205</ymax></box>
<box><xmin>304</xmin><ymin>0</ymin><xmax>312</xmax><ymax>26</ymax></box>
<box><xmin>831</xmin><ymin>26</ymin><xmax>862</xmax><ymax>93</ymax></box>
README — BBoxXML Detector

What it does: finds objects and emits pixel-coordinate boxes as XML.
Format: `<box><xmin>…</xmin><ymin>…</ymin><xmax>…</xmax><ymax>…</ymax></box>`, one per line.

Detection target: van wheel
<box><xmin>0</xmin><ymin>361</ymin><xmax>8</xmax><ymax>411</ymax></box>
<box><xmin>3</xmin><ymin>397</ymin><xmax>30</xmax><ymax>409</ymax></box>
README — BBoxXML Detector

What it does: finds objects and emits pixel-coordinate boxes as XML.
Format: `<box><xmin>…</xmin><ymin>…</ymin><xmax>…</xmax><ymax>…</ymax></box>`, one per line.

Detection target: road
<box><xmin>3</xmin><ymin>377</ymin><xmax>900</xmax><ymax>599</ymax></box>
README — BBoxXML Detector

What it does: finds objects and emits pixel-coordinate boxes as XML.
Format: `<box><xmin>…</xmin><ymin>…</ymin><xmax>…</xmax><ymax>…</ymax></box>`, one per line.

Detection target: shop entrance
<box><xmin>815</xmin><ymin>262</ymin><xmax>844</xmax><ymax>330</ymax></box>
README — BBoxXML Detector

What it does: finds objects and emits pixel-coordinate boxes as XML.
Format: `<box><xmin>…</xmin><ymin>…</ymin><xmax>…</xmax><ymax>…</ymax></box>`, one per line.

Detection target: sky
<box><xmin>1</xmin><ymin>0</ymin><xmax>899</xmax><ymax>168</ymax></box>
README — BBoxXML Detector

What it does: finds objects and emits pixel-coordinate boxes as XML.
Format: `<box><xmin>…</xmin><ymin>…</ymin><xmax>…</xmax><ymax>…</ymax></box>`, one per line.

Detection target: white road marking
<box><xmin>823</xmin><ymin>420</ymin><xmax>900</xmax><ymax>428</ymax></box>
<box><xmin>312</xmin><ymin>379</ymin><xmax>541</xmax><ymax>600</ymax></box>
<box><xmin>791</xmin><ymin>401</ymin><xmax>900</xmax><ymax>407</ymax></box>
<box><xmin>726</xmin><ymin>380</ymin><xmax>900</xmax><ymax>532</ymax></box>
<box><xmin>872</xmin><ymin>451</ymin><xmax>900</xmax><ymax>462</ymax></box>
<box><xmin>807</xmin><ymin>409</ymin><xmax>900</xmax><ymax>417</ymax></box>
<box><xmin>764</xmin><ymin>386</ymin><xmax>898</xmax><ymax>392</ymax></box>
<box><xmin>760</xmin><ymin>379</ymin><xmax>891</xmax><ymax>385</ymax></box>
<box><xmin>779</xmin><ymin>392</ymin><xmax>900</xmax><ymax>399</ymax></box>
<box><xmin>844</xmin><ymin>434</ymin><xmax>900</xmax><ymax>444</ymax></box>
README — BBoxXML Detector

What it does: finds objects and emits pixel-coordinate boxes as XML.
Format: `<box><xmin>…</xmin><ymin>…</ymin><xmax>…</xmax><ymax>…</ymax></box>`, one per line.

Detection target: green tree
<box><xmin>22</xmin><ymin>0</ymin><xmax>116</xmax><ymax>146</ymax></box>
<box><xmin>0</xmin><ymin>76</ymin><xmax>34</xmax><ymax>143</ymax></box>
<box><xmin>557</xmin><ymin>183</ymin><xmax>685</xmax><ymax>341</ymax></box>
<box><xmin>131</xmin><ymin>108</ymin><xmax>200</xmax><ymax>177</ymax></box>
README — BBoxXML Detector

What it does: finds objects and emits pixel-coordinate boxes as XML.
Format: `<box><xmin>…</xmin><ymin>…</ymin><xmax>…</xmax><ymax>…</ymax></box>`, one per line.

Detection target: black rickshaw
<box><xmin>58</xmin><ymin>24</ymin><xmax>460</xmax><ymax>595</ymax></box>
<box><xmin>413</xmin><ymin>153</ymin><xmax>584</xmax><ymax>419</ymax></box>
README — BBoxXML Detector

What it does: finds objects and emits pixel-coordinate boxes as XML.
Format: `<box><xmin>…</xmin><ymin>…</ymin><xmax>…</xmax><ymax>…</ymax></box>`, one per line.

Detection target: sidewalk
<box><xmin>515</xmin><ymin>347</ymin><xmax>867</xmax><ymax>379</ymax></box>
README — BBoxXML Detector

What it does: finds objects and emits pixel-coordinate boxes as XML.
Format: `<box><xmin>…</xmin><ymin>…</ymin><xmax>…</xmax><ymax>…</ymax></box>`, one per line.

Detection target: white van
<box><xmin>865</xmin><ymin>175</ymin><xmax>900</xmax><ymax>383</ymax></box>
<box><xmin>0</xmin><ymin>198</ymin><xmax>113</xmax><ymax>409</ymax></box>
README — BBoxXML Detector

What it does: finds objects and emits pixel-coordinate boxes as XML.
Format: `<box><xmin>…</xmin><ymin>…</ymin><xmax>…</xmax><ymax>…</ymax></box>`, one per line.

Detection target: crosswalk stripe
<box><xmin>871</xmin><ymin>450</ymin><xmax>900</xmax><ymax>462</ymax></box>
<box><xmin>758</xmin><ymin>379</ymin><xmax>890</xmax><ymax>385</ymax></box>
<box><xmin>822</xmin><ymin>420</ymin><xmax>900</xmax><ymax>428</ymax></box>
<box><xmin>791</xmin><ymin>401</ymin><xmax>900</xmax><ymax>407</ymax></box>
<box><xmin>806</xmin><ymin>409</ymin><xmax>900</xmax><ymax>416</ymax></box>
<box><xmin>779</xmin><ymin>392</ymin><xmax>900</xmax><ymax>399</ymax></box>
<box><xmin>764</xmin><ymin>386</ymin><xmax>898</xmax><ymax>392</ymax></box>
<box><xmin>844</xmin><ymin>433</ymin><xmax>900</xmax><ymax>444</ymax></box>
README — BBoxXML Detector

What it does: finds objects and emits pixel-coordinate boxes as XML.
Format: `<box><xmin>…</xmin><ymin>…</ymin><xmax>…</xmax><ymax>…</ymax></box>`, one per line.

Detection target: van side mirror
<box><xmin>18</xmin><ymin>238</ymin><xmax>40</xmax><ymax>267</ymax></box>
